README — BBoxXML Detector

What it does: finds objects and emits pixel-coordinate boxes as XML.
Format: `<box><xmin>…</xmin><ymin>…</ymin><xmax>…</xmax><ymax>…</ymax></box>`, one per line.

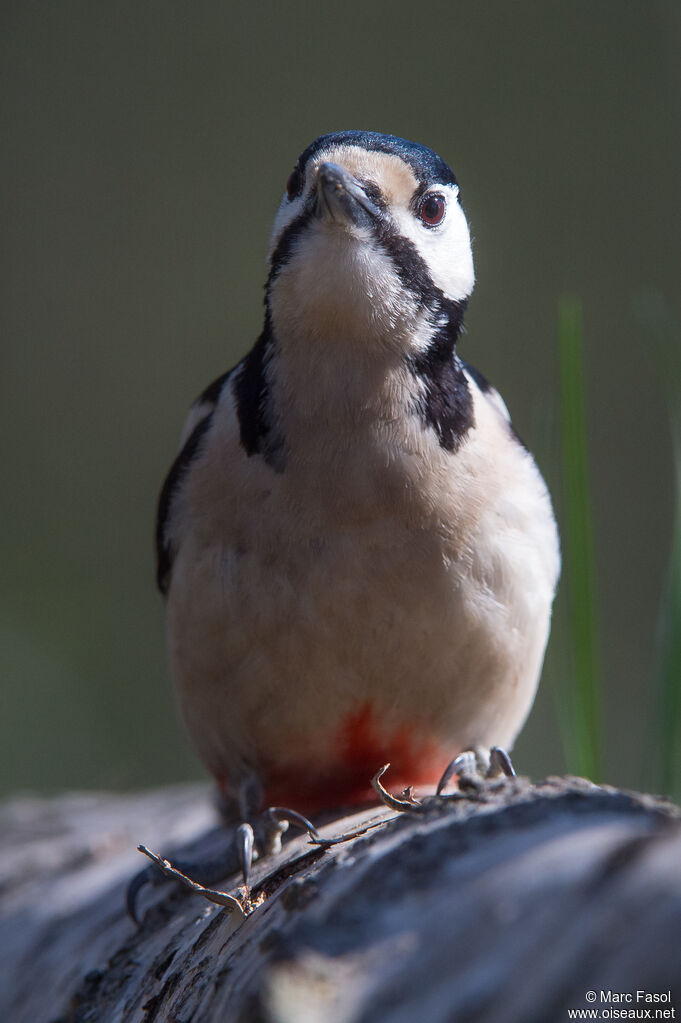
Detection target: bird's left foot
<box><xmin>372</xmin><ymin>746</ymin><xmax>517</xmax><ymax>813</ymax></box>
<box><xmin>126</xmin><ymin>801</ymin><xmax>386</xmax><ymax>926</ymax></box>
<box><xmin>126</xmin><ymin>804</ymin><xmax>320</xmax><ymax>926</ymax></box>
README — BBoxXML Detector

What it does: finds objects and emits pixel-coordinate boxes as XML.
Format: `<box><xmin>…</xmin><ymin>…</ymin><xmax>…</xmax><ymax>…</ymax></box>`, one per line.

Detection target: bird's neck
<box><xmin>236</xmin><ymin>301</ymin><xmax>470</xmax><ymax>518</ymax></box>
<box><xmin>264</xmin><ymin>300</ymin><xmax>465</xmax><ymax>432</ymax></box>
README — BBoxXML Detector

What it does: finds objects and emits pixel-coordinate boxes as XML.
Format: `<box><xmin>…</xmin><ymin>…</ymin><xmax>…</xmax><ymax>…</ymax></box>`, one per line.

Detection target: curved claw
<box><xmin>125</xmin><ymin>858</ymin><xmax>167</xmax><ymax>927</ymax></box>
<box><xmin>489</xmin><ymin>746</ymin><xmax>517</xmax><ymax>778</ymax></box>
<box><xmin>436</xmin><ymin>753</ymin><xmax>472</xmax><ymax>796</ymax></box>
<box><xmin>266</xmin><ymin>807</ymin><xmax>321</xmax><ymax>842</ymax></box>
<box><xmin>263</xmin><ymin>805</ymin><xmax>389</xmax><ymax>849</ymax></box>
<box><xmin>236</xmin><ymin>823</ymin><xmax>255</xmax><ymax>886</ymax></box>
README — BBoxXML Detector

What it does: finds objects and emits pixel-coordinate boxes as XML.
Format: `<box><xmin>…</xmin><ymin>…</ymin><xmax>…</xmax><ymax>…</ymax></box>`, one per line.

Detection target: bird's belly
<box><xmin>168</xmin><ymin>504</ymin><xmax>555</xmax><ymax>810</ymax></box>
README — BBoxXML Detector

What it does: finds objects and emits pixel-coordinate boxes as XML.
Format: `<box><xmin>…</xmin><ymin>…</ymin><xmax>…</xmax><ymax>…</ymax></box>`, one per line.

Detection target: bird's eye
<box><xmin>286</xmin><ymin>167</ymin><xmax>303</xmax><ymax>200</ymax></box>
<box><xmin>418</xmin><ymin>193</ymin><xmax>446</xmax><ymax>227</ymax></box>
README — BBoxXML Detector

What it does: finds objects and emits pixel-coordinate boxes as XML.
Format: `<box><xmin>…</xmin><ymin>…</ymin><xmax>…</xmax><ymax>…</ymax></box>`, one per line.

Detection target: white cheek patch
<box><xmin>268</xmin><ymin>155</ymin><xmax>474</xmax><ymax>332</ymax></box>
<box><xmin>391</xmin><ymin>183</ymin><xmax>475</xmax><ymax>302</ymax></box>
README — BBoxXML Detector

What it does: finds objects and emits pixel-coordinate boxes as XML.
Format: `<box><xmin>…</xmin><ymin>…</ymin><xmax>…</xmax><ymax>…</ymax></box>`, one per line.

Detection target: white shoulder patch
<box><xmin>179</xmin><ymin>401</ymin><xmax>214</xmax><ymax>448</ymax></box>
<box><xmin>464</xmin><ymin>367</ymin><xmax>512</xmax><ymax>424</ymax></box>
<box><xmin>177</xmin><ymin>368</ymin><xmax>239</xmax><ymax>449</ymax></box>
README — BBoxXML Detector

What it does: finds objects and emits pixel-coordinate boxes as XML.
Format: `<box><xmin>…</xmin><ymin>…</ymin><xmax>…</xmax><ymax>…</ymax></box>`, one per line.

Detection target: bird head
<box><xmin>266</xmin><ymin>131</ymin><xmax>475</xmax><ymax>354</ymax></box>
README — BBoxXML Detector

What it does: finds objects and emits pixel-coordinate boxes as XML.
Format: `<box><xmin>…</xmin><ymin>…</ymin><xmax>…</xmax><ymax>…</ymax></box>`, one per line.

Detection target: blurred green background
<box><xmin>2</xmin><ymin>1</ymin><xmax>680</xmax><ymax>798</ymax></box>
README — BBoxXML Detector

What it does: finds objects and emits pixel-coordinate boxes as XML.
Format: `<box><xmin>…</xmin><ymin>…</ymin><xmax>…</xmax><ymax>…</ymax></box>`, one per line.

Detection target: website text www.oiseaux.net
<box><xmin>566</xmin><ymin>991</ymin><xmax>675</xmax><ymax>1020</ymax></box>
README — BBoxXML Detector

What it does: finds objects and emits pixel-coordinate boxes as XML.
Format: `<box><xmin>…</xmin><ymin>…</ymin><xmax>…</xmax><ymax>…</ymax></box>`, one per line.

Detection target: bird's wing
<box><xmin>155</xmin><ymin>368</ymin><xmax>235</xmax><ymax>595</ymax></box>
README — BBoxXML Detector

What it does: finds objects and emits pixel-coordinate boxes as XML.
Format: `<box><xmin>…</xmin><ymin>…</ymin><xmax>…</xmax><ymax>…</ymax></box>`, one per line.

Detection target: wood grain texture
<box><xmin>1</xmin><ymin>776</ymin><xmax>680</xmax><ymax>1023</ymax></box>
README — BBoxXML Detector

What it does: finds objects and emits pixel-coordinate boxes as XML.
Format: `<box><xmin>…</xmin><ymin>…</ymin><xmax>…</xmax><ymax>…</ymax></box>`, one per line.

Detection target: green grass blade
<box><xmin>558</xmin><ymin>298</ymin><xmax>602</xmax><ymax>780</ymax></box>
<box><xmin>633</xmin><ymin>292</ymin><xmax>681</xmax><ymax>797</ymax></box>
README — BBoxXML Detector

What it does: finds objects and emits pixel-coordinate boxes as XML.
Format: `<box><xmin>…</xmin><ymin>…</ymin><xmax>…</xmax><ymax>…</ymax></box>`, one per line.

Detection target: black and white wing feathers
<box><xmin>155</xmin><ymin>369</ymin><xmax>233</xmax><ymax>595</ymax></box>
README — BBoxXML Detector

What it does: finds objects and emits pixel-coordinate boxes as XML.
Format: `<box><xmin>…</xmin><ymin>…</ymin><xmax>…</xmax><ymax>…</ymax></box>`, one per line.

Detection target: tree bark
<box><xmin>1</xmin><ymin>775</ymin><xmax>680</xmax><ymax>1023</ymax></box>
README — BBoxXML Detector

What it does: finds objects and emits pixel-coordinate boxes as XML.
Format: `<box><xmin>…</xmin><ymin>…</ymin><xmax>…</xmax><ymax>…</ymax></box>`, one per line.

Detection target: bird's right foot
<box><xmin>436</xmin><ymin>745</ymin><xmax>516</xmax><ymax>795</ymax></box>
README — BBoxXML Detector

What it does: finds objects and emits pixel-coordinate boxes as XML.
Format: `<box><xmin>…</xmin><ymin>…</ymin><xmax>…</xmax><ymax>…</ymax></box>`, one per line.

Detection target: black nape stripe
<box><xmin>371</xmin><ymin>212</ymin><xmax>475</xmax><ymax>453</ymax></box>
<box><xmin>374</xmin><ymin>222</ymin><xmax>444</xmax><ymax>310</ymax></box>
<box><xmin>156</xmin><ymin>413</ymin><xmax>215</xmax><ymax>594</ymax></box>
<box><xmin>410</xmin><ymin>318</ymin><xmax>474</xmax><ymax>453</ymax></box>
<box><xmin>233</xmin><ymin>313</ymin><xmax>283</xmax><ymax>468</ymax></box>
<box><xmin>233</xmin><ymin>330</ymin><xmax>270</xmax><ymax>456</ymax></box>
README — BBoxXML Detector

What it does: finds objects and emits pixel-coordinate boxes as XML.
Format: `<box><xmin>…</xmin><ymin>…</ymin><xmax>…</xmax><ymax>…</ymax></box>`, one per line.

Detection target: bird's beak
<box><xmin>315</xmin><ymin>162</ymin><xmax>379</xmax><ymax>228</ymax></box>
